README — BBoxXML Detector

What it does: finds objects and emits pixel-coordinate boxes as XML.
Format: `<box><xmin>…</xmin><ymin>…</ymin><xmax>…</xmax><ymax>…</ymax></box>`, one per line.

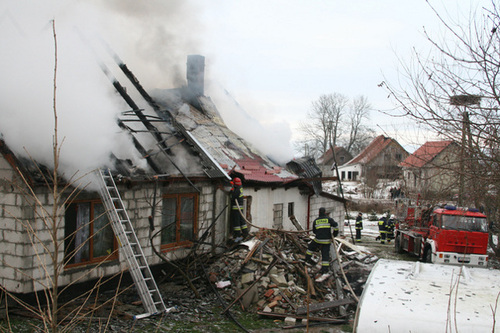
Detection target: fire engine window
<box><xmin>441</xmin><ymin>215</ymin><xmax>488</xmax><ymax>232</ymax></box>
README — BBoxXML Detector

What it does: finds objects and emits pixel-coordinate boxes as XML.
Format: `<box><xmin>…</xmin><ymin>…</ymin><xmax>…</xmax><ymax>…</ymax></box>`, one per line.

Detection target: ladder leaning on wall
<box><xmin>96</xmin><ymin>168</ymin><xmax>167</xmax><ymax>319</ymax></box>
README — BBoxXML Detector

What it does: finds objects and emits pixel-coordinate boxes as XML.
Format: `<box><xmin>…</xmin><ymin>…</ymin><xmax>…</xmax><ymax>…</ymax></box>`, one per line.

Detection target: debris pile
<box><xmin>206</xmin><ymin>229</ymin><xmax>378</xmax><ymax>326</ymax></box>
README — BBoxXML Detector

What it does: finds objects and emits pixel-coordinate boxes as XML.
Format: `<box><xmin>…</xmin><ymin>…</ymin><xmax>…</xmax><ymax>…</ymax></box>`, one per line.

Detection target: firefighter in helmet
<box><xmin>378</xmin><ymin>214</ymin><xmax>388</xmax><ymax>244</ymax></box>
<box><xmin>387</xmin><ymin>214</ymin><xmax>396</xmax><ymax>243</ymax></box>
<box><xmin>305</xmin><ymin>207</ymin><xmax>338</xmax><ymax>282</ymax></box>
<box><xmin>355</xmin><ymin>212</ymin><xmax>363</xmax><ymax>242</ymax></box>
<box><xmin>229</xmin><ymin>177</ymin><xmax>248</xmax><ymax>242</ymax></box>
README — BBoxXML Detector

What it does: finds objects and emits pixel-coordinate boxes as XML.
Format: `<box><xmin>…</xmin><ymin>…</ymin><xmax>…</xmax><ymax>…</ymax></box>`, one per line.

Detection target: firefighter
<box><xmin>387</xmin><ymin>214</ymin><xmax>396</xmax><ymax>243</ymax></box>
<box><xmin>378</xmin><ymin>215</ymin><xmax>388</xmax><ymax>244</ymax></box>
<box><xmin>229</xmin><ymin>177</ymin><xmax>248</xmax><ymax>242</ymax></box>
<box><xmin>355</xmin><ymin>212</ymin><xmax>363</xmax><ymax>242</ymax></box>
<box><xmin>305</xmin><ymin>207</ymin><xmax>338</xmax><ymax>282</ymax></box>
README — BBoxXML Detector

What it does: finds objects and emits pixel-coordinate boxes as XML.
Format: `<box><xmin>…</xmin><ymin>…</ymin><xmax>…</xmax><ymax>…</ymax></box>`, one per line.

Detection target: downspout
<box><xmin>211</xmin><ymin>184</ymin><xmax>217</xmax><ymax>254</ymax></box>
<box><xmin>307</xmin><ymin>192</ymin><xmax>313</xmax><ymax>230</ymax></box>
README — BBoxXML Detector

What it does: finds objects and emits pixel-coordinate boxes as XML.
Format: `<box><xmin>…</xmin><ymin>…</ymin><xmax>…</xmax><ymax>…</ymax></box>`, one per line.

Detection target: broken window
<box><xmin>273</xmin><ymin>203</ymin><xmax>283</xmax><ymax>229</ymax></box>
<box><xmin>161</xmin><ymin>193</ymin><xmax>198</xmax><ymax>249</ymax></box>
<box><xmin>64</xmin><ymin>200</ymin><xmax>117</xmax><ymax>267</ymax></box>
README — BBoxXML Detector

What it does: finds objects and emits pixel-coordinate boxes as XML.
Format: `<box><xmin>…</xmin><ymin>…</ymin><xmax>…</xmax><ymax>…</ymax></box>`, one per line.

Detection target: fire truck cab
<box><xmin>395</xmin><ymin>204</ymin><xmax>489</xmax><ymax>267</ymax></box>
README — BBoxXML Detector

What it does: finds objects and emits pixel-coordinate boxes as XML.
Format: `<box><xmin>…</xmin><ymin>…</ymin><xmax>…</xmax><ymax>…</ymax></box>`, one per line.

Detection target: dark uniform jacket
<box><xmin>356</xmin><ymin>215</ymin><xmax>363</xmax><ymax>229</ymax></box>
<box><xmin>230</xmin><ymin>185</ymin><xmax>243</xmax><ymax>209</ymax></box>
<box><xmin>312</xmin><ymin>214</ymin><xmax>338</xmax><ymax>244</ymax></box>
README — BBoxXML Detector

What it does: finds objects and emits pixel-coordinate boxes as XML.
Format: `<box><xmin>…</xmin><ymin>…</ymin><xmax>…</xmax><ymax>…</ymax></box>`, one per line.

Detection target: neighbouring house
<box><xmin>337</xmin><ymin>135</ymin><xmax>409</xmax><ymax>182</ymax></box>
<box><xmin>317</xmin><ymin>146</ymin><xmax>353</xmax><ymax>177</ymax></box>
<box><xmin>400</xmin><ymin>140</ymin><xmax>460</xmax><ymax>199</ymax></box>
<box><xmin>0</xmin><ymin>54</ymin><xmax>345</xmax><ymax>295</ymax></box>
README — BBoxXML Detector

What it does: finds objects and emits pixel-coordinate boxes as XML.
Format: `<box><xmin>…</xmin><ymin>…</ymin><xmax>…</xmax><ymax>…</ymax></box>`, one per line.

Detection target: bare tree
<box><xmin>381</xmin><ymin>1</ymin><xmax>500</xmax><ymax>254</ymax></box>
<box><xmin>342</xmin><ymin>95</ymin><xmax>375</xmax><ymax>156</ymax></box>
<box><xmin>299</xmin><ymin>93</ymin><xmax>374</xmax><ymax>158</ymax></box>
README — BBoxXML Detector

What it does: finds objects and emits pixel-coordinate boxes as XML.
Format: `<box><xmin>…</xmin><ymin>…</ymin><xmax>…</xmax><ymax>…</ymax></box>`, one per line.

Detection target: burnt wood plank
<box><xmin>296</xmin><ymin>298</ymin><xmax>355</xmax><ymax>315</ymax></box>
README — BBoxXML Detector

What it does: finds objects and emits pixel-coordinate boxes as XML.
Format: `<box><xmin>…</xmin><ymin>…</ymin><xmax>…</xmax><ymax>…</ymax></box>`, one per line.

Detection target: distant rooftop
<box><xmin>400</xmin><ymin>140</ymin><xmax>454</xmax><ymax>168</ymax></box>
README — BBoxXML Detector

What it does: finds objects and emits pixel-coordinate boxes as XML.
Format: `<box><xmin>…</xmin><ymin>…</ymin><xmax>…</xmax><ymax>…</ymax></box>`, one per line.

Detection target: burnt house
<box><xmin>0</xmin><ymin>53</ymin><xmax>345</xmax><ymax>297</ymax></box>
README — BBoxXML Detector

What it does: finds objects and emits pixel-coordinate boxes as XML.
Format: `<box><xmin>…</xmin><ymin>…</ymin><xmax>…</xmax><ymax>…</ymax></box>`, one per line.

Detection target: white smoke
<box><xmin>0</xmin><ymin>0</ymin><xmax>293</xmax><ymax>183</ymax></box>
<box><xmin>207</xmin><ymin>83</ymin><xmax>294</xmax><ymax>165</ymax></box>
<box><xmin>0</xmin><ymin>0</ymin><xmax>200</xmax><ymax>182</ymax></box>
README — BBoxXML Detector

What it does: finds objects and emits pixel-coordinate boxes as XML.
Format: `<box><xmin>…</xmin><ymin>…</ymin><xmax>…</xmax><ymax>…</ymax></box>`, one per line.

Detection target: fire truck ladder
<box><xmin>96</xmin><ymin>168</ymin><xmax>167</xmax><ymax>318</ymax></box>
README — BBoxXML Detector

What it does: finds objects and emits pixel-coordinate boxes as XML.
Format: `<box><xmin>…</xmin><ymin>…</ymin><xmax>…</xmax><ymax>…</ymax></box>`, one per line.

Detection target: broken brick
<box><xmin>264</xmin><ymin>289</ymin><xmax>274</xmax><ymax>298</ymax></box>
<box><xmin>267</xmin><ymin>300</ymin><xmax>278</xmax><ymax>308</ymax></box>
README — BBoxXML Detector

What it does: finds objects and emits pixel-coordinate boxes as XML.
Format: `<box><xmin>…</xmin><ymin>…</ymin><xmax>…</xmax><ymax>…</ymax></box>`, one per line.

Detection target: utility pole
<box><xmin>450</xmin><ymin>94</ymin><xmax>481</xmax><ymax>207</ymax></box>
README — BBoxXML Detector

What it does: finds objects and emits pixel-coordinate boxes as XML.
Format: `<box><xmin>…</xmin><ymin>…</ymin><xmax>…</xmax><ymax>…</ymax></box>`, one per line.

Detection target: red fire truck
<box><xmin>394</xmin><ymin>203</ymin><xmax>489</xmax><ymax>266</ymax></box>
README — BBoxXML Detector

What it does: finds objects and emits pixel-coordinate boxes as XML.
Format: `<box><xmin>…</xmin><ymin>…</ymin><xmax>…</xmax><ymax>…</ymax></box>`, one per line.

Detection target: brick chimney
<box><xmin>186</xmin><ymin>55</ymin><xmax>205</xmax><ymax>96</ymax></box>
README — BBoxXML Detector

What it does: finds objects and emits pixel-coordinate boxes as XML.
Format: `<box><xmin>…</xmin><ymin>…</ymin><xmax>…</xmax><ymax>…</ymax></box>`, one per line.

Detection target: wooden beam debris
<box><xmin>296</xmin><ymin>298</ymin><xmax>355</xmax><ymax>315</ymax></box>
<box><xmin>257</xmin><ymin>311</ymin><xmax>347</xmax><ymax>323</ymax></box>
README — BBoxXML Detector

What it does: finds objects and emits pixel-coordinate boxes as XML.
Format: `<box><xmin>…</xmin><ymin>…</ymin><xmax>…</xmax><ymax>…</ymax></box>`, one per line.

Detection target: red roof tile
<box><xmin>348</xmin><ymin>135</ymin><xmax>394</xmax><ymax>165</ymax></box>
<box><xmin>231</xmin><ymin>157</ymin><xmax>296</xmax><ymax>183</ymax></box>
<box><xmin>400</xmin><ymin>141</ymin><xmax>453</xmax><ymax>168</ymax></box>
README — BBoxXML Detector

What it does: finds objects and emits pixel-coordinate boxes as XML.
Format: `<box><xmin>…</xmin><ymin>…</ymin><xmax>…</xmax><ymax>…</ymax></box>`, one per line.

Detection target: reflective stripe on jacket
<box><xmin>312</xmin><ymin>215</ymin><xmax>338</xmax><ymax>244</ymax></box>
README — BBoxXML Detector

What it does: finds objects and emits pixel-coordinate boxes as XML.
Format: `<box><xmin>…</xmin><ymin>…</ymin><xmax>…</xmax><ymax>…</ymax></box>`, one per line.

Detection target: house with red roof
<box><xmin>317</xmin><ymin>146</ymin><xmax>353</xmax><ymax>177</ymax></box>
<box><xmin>337</xmin><ymin>135</ymin><xmax>408</xmax><ymax>182</ymax></box>
<box><xmin>400</xmin><ymin>140</ymin><xmax>460</xmax><ymax>198</ymax></box>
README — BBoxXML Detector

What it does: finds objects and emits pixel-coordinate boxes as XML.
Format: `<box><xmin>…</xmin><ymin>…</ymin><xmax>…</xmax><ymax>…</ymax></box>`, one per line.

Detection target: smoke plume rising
<box><xmin>0</xmin><ymin>0</ymin><xmax>294</xmax><ymax>185</ymax></box>
<box><xmin>0</xmin><ymin>0</ymin><xmax>201</xmax><ymax>181</ymax></box>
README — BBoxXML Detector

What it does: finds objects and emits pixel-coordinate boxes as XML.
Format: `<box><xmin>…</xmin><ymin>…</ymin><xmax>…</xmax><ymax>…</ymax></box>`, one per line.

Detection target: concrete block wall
<box><xmin>309</xmin><ymin>196</ymin><xmax>345</xmax><ymax>235</ymax></box>
<box><xmin>0</xmin><ymin>165</ymin><xmax>228</xmax><ymax>294</ymax></box>
<box><xmin>0</xmin><ymin>164</ymin><xmax>38</xmax><ymax>293</ymax></box>
<box><xmin>21</xmin><ymin>187</ymin><xmax>66</xmax><ymax>293</ymax></box>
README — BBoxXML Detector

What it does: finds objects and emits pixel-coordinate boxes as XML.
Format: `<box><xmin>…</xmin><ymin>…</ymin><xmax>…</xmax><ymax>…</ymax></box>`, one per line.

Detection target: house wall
<box><xmin>0</xmin><ymin>158</ymin><xmax>226</xmax><ymax>294</ymax></box>
<box><xmin>0</xmin><ymin>158</ymin><xmax>33</xmax><ymax>293</ymax></box>
<box><xmin>309</xmin><ymin>195</ymin><xmax>345</xmax><ymax>235</ymax></box>
<box><xmin>244</xmin><ymin>187</ymin><xmax>309</xmax><ymax>232</ymax></box>
<box><xmin>403</xmin><ymin>146</ymin><xmax>460</xmax><ymax>197</ymax></box>
<box><xmin>60</xmin><ymin>180</ymin><xmax>225</xmax><ymax>290</ymax></box>
<box><xmin>366</xmin><ymin>142</ymin><xmax>408</xmax><ymax>179</ymax></box>
<box><xmin>337</xmin><ymin>163</ymin><xmax>362</xmax><ymax>181</ymax></box>
<box><xmin>243</xmin><ymin>185</ymin><xmax>345</xmax><ymax>236</ymax></box>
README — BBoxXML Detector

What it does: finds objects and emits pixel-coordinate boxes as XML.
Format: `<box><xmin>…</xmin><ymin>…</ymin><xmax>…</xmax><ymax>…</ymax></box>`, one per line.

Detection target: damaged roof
<box><xmin>2</xmin><ymin>52</ymin><xmax>301</xmax><ymax>187</ymax></box>
<box><xmin>151</xmin><ymin>90</ymin><xmax>297</xmax><ymax>185</ymax></box>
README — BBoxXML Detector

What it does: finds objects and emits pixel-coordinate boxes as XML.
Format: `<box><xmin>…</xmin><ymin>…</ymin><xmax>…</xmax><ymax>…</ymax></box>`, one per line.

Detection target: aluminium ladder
<box><xmin>96</xmin><ymin>168</ymin><xmax>167</xmax><ymax>318</ymax></box>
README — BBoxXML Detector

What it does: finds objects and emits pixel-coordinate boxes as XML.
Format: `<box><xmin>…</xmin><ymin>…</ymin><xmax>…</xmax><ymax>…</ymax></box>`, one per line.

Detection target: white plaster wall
<box><xmin>245</xmin><ymin>187</ymin><xmax>309</xmax><ymax>231</ymax></box>
<box><xmin>338</xmin><ymin>163</ymin><xmax>362</xmax><ymax>180</ymax></box>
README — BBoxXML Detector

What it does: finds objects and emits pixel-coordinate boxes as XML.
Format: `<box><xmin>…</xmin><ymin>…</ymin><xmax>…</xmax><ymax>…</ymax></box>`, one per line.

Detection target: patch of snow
<box><xmin>356</xmin><ymin>259</ymin><xmax>500</xmax><ymax>332</ymax></box>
